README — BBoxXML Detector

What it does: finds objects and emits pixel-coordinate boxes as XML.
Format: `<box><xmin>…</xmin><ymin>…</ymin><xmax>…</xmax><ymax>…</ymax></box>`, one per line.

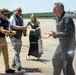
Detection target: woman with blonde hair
<box><xmin>26</xmin><ymin>13</ymin><xmax>42</xmax><ymax>60</ymax></box>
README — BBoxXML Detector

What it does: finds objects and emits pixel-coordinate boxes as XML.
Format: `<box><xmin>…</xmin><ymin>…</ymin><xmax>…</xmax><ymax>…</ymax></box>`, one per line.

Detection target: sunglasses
<box><xmin>17</xmin><ymin>10</ymin><xmax>22</xmax><ymax>12</ymax></box>
<box><xmin>3</xmin><ymin>14</ymin><xmax>8</xmax><ymax>16</ymax></box>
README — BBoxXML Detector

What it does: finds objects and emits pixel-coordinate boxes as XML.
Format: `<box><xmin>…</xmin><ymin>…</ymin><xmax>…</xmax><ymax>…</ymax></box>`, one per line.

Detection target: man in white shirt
<box><xmin>9</xmin><ymin>7</ymin><xmax>26</xmax><ymax>72</ymax></box>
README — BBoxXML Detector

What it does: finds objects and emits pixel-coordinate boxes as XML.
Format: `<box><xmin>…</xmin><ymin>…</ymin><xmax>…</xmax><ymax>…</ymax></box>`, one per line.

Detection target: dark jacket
<box><xmin>54</xmin><ymin>11</ymin><xmax>75</xmax><ymax>52</ymax></box>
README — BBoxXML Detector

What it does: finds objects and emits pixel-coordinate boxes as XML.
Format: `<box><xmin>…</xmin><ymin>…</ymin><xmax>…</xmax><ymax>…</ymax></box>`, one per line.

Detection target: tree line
<box><xmin>1</xmin><ymin>9</ymin><xmax>76</xmax><ymax>19</ymax></box>
<box><xmin>0</xmin><ymin>9</ymin><xmax>55</xmax><ymax>19</ymax></box>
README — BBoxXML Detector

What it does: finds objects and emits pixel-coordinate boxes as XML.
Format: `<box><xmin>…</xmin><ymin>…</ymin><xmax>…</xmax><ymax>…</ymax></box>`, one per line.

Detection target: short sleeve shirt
<box><xmin>0</xmin><ymin>17</ymin><xmax>9</xmax><ymax>37</ymax></box>
<box><xmin>27</xmin><ymin>21</ymin><xmax>41</xmax><ymax>38</ymax></box>
<box><xmin>9</xmin><ymin>15</ymin><xmax>25</xmax><ymax>26</ymax></box>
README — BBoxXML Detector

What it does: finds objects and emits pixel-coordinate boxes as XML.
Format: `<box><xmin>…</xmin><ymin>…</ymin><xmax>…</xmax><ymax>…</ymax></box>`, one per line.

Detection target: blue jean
<box><xmin>10</xmin><ymin>37</ymin><xmax>22</xmax><ymax>69</ymax></box>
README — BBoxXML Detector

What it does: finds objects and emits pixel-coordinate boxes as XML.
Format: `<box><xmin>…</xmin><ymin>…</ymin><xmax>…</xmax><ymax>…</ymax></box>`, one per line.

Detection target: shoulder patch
<box><xmin>64</xmin><ymin>18</ymin><xmax>69</xmax><ymax>23</ymax></box>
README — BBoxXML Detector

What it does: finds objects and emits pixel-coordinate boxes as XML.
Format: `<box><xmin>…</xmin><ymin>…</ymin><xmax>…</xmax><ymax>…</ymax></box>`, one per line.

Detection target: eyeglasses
<box><xmin>3</xmin><ymin>14</ymin><xmax>8</xmax><ymax>16</ymax></box>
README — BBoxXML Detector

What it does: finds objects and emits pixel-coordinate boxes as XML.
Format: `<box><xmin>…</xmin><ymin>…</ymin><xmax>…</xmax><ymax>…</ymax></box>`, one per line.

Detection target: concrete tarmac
<box><xmin>0</xmin><ymin>19</ymin><xmax>76</xmax><ymax>75</ymax></box>
<box><xmin>0</xmin><ymin>35</ymin><xmax>76</xmax><ymax>75</ymax></box>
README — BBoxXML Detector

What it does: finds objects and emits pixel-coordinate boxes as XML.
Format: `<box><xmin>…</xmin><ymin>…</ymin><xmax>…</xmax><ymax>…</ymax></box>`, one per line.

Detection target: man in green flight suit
<box><xmin>44</xmin><ymin>2</ymin><xmax>75</xmax><ymax>75</ymax></box>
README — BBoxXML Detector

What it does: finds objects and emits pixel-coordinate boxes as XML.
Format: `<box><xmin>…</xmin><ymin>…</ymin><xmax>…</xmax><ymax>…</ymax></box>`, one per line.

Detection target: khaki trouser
<box><xmin>0</xmin><ymin>38</ymin><xmax>9</xmax><ymax>70</ymax></box>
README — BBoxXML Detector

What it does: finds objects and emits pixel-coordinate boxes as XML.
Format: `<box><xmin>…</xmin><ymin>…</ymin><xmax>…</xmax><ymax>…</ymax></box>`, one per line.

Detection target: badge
<box><xmin>64</xmin><ymin>18</ymin><xmax>69</xmax><ymax>23</ymax></box>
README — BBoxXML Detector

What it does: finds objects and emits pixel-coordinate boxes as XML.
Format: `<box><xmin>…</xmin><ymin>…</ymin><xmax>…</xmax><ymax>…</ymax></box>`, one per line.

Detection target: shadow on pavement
<box><xmin>22</xmin><ymin>67</ymin><xmax>42</xmax><ymax>73</ymax></box>
<box><xmin>30</xmin><ymin>59</ymin><xmax>51</xmax><ymax>64</ymax></box>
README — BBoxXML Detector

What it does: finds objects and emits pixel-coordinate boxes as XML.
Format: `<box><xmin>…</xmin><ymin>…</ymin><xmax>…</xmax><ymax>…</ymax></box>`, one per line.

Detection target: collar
<box><xmin>58</xmin><ymin>11</ymin><xmax>65</xmax><ymax>22</ymax></box>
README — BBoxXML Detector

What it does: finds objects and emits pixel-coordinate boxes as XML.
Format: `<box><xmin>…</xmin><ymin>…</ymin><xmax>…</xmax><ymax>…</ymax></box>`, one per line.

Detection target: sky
<box><xmin>0</xmin><ymin>0</ymin><xmax>76</xmax><ymax>14</ymax></box>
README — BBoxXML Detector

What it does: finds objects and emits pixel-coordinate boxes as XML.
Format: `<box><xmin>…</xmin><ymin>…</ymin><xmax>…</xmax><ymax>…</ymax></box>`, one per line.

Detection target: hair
<box><xmin>30</xmin><ymin>13</ymin><xmax>37</xmax><ymax>23</ymax></box>
<box><xmin>31</xmin><ymin>13</ymin><xmax>36</xmax><ymax>18</ymax></box>
<box><xmin>0</xmin><ymin>8</ymin><xmax>8</xmax><ymax>14</ymax></box>
<box><xmin>14</xmin><ymin>6</ymin><xmax>22</xmax><ymax>11</ymax></box>
<box><xmin>54</xmin><ymin>2</ymin><xmax>64</xmax><ymax>10</ymax></box>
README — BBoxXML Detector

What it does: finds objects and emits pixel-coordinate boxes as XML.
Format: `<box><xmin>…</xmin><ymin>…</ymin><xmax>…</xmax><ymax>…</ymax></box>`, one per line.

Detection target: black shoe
<box><xmin>17</xmin><ymin>68</ymin><xmax>26</xmax><ymax>73</ymax></box>
<box><xmin>5</xmin><ymin>69</ymin><xmax>15</xmax><ymax>73</ymax></box>
<box><xmin>17</xmin><ymin>68</ymin><xmax>21</xmax><ymax>71</ymax></box>
<box><xmin>11</xmin><ymin>64</ymin><xmax>17</xmax><ymax>68</ymax></box>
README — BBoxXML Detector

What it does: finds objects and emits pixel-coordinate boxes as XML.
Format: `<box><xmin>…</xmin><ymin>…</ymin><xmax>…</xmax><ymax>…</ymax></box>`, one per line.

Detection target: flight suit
<box><xmin>52</xmin><ymin>11</ymin><xmax>75</xmax><ymax>75</ymax></box>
